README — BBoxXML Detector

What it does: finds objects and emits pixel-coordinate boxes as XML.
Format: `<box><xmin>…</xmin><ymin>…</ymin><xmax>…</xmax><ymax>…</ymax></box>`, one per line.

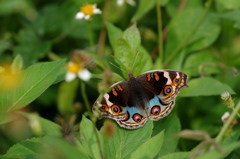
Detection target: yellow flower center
<box><xmin>0</xmin><ymin>63</ymin><xmax>23</xmax><ymax>92</ymax></box>
<box><xmin>67</xmin><ymin>62</ymin><xmax>83</xmax><ymax>74</ymax></box>
<box><xmin>80</xmin><ymin>4</ymin><xmax>94</xmax><ymax>15</ymax></box>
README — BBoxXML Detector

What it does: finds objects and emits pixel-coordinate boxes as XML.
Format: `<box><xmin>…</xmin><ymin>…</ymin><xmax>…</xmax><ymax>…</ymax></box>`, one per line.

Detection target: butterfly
<box><xmin>93</xmin><ymin>70</ymin><xmax>188</xmax><ymax>129</ymax></box>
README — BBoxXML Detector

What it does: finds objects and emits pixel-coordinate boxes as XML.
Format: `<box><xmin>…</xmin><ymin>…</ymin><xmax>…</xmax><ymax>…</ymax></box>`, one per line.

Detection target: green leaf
<box><xmin>182</xmin><ymin>51</ymin><xmax>220</xmax><ymax>77</ymax></box>
<box><xmin>114</xmin><ymin>23</ymin><xmax>141</xmax><ymax>74</ymax></box>
<box><xmin>132</xmin><ymin>46</ymin><xmax>153</xmax><ymax>76</ymax></box>
<box><xmin>115</xmin><ymin>38</ymin><xmax>132</xmax><ymax>74</ymax></box>
<box><xmin>20</xmin><ymin>112</ymin><xmax>62</xmax><ymax>136</ymax></box>
<box><xmin>0</xmin><ymin>59</ymin><xmax>66</xmax><ymax>125</ymax></box>
<box><xmin>0</xmin><ymin>0</ymin><xmax>32</xmax><ymax>15</ymax></box>
<box><xmin>165</xmin><ymin>7</ymin><xmax>220</xmax><ymax>65</ymax></box>
<box><xmin>195</xmin><ymin>142</ymin><xmax>240</xmax><ymax>159</ymax></box>
<box><xmin>129</xmin><ymin>131</ymin><xmax>164</xmax><ymax>159</ymax></box>
<box><xmin>14</xmin><ymin>29</ymin><xmax>51</xmax><ymax>67</ymax></box>
<box><xmin>42</xmin><ymin>136</ymin><xmax>90</xmax><ymax>159</ymax></box>
<box><xmin>218</xmin><ymin>10</ymin><xmax>240</xmax><ymax>29</ymax></box>
<box><xmin>106</xmin><ymin>22</ymin><xmax>123</xmax><ymax>53</ymax></box>
<box><xmin>122</xmin><ymin>23</ymin><xmax>141</xmax><ymax>55</ymax></box>
<box><xmin>0</xmin><ymin>40</ymin><xmax>11</xmax><ymax>56</ymax></box>
<box><xmin>179</xmin><ymin>77</ymin><xmax>235</xmax><ymax>97</ymax></box>
<box><xmin>11</xmin><ymin>54</ymin><xmax>23</xmax><ymax>74</ymax></box>
<box><xmin>159</xmin><ymin>152</ymin><xmax>190</xmax><ymax>159</ymax></box>
<box><xmin>57</xmin><ymin>80</ymin><xmax>79</xmax><ymax>114</ymax></box>
<box><xmin>152</xmin><ymin>113</ymin><xmax>181</xmax><ymax>157</ymax></box>
<box><xmin>216</xmin><ymin>0</ymin><xmax>240</xmax><ymax>10</ymax></box>
<box><xmin>101</xmin><ymin>120</ymin><xmax>153</xmax><ymax>159</ymax></box>
<box><xmin>222</xmin><ymin>130</ymin><xmax>240</xmax><ymax>147</ymax></box>
<box><xmin>131</xmin><ymin>0</ymin><xmax>155</xmax><ymax>22</ymax></box>
<box><xmin>79</xmin><ymin>115</ymin><xmax>103</xmax><ymax>159</ymax></box>
<box><xmin>0</xmin><ymin>137</ymin><xmax>42</xmax><ymax>159</ymax></box>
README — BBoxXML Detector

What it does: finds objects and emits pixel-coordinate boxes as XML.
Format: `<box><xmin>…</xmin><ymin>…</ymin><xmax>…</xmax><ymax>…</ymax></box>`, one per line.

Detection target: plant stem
<box><xmin>47</xmin><ymin>52</ymin><xmax>61</xmax><ymax>61</ymax></box>
<box><xmin>87</xmin><ymin>20</ymin><xmax>94</xmax><ymax>47</ymax></box>
<box><xmin>163</xmin><ymin>0</ymin><xmax>213</xmax><ymax>67</ymax></box>
<box><xmin>80</xmin><ymin>80</ymin><xmax>91</xmax><ymax>117</ymax></box>
<box><xmin>156</xmin><ymin>0</ymin><xmax>164</xmax><ymax>64</ymax></box>
<box><xmin>215</xmin><ymin>101</ymin><xmax>240</xmax><ymax>143</ymax></box>
<box><xmin>80</xmin><ymin>80</ymin><xmax>104</xmax><ymax>158</ymax></box>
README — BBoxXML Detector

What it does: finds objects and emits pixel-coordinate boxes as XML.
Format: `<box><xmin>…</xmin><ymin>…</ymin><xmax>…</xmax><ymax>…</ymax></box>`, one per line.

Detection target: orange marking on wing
<box><xmin>116</xmin><ymin>85</ymin><xmax>123</xmax><ymax>91</ymax></box>
<box><xmin>154</xmin><ymin>73</ymin><xmax>160</xmax><ymax>81</ymax></box>
<box><xmin>112</xmin><ymin>88</ymin><xmax>118</xmax><ymax>96</ymax></box>
<box><xmin>147</xmin><ymin>74</ymin><xmax>151</xmax><ymax>81</ymax></box>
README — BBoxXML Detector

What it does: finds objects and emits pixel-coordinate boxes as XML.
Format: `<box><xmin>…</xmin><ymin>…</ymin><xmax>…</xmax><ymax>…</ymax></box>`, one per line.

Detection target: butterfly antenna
<box><xmin>109</xmin><ymin>62</ymin><xmax>128</xmax><ymax>74</ymax></box>
<box><xmin>131</xmin><ymin>51</ymin><xmax>140</xmax><ymax>73</ymax></box>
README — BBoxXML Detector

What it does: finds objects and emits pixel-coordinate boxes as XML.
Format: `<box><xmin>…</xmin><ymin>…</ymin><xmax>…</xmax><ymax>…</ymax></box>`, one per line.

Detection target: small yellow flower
<box><xmin>65</xmin><ymin>61</ymin><xmax>91</xmax><ymax>82</ymax></box>
<box><xmin>75</xmin><ymin>3</ymin><xmax>102</xmax><ymax>20</ymax></box>
<box><xmin>117</xmin><ymin>0</ymin><xmax>136</xmax><ymax>6</ymax></box>
<box><xmin>0</xmin><ymin>62</ymin><xmax>23</xmax><ymax>91</ymax></box>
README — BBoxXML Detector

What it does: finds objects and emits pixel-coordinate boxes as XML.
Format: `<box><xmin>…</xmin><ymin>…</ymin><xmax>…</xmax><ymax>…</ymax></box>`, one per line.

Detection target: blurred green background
<box><xmin>0</xmin><ymin>0</ymin><xmax>240</xmax><ymax>158</ymax></box>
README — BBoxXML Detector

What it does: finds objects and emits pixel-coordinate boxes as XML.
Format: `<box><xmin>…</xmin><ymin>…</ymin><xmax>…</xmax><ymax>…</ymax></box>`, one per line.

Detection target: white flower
<box><xmin>221</xmin><ymin>91</ymin><xmax>234</xmax><ymax>109</ymax></box>
<box><xmin>65</xmin><ymin>61</ymin><xmax>91</xmax><ymax>82</ymax></box>
<box><xmin>221</xmin><ymin>92</ymin><xmax>230</xmax><ymax>101</ymax></box>
<box><xmin>117</xmin><ymin>0</ymin><xmax>136</xmax><ymax>6</ymax></box>
<box><xmin>221</xmin><ymin>112</ymin><xmax>230</xmax><ymax>122</ymax></box>
<box><xmin>75</xmin><ymin>4</ymin><xmax>102</xmax><ymax>20</ymax></box>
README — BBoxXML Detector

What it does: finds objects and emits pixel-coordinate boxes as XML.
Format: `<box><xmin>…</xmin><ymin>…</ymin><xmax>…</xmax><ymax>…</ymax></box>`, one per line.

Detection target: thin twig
<box><xmin>215</xmin><ymin>101</ymin><xmax>240</xmax><ymax>143</ymax></box>
<box><xmin>156</xmin><ymin>0</ymin><xmax>163</xmax><ymax>64</ymax></box>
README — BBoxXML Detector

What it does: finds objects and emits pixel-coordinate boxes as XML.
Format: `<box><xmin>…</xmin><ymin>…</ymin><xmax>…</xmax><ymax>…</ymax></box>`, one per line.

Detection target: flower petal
<box><xmin>78</xmin><ymin>69</ymin><xmax>91</xmax><ymax>81</ymax></box>
<box><xmin>221</xmin><ymin>112</ymin><xmax>230</xmax><ymax>122</ymax></box>
<box><xmin>65</xmin><ymin>72</ymin><xmax>77</xmax><ymax>82</ymax></box>
<box><xmin>93</xmin><ymin>8</ymin><xmax>102</xmax><ymax>14</ymax></box>
<box><xmin>84</xmin><ymin>15</ymin><xmax>91</xmax><ymax>20</ymax></box>
<box><xmin>75</xmin><ymin>12</ymin><xmax>85</xmax><ymax>19</ymax></box>
<box><xmin>117</xmin><ymin>0</ymin><xmax>124</xmax><ymax>6</ymax></box>
<box><xmin>127</xmin><ymin>0</ymin><xmax>136</xmax><ymax>6</ymax></box>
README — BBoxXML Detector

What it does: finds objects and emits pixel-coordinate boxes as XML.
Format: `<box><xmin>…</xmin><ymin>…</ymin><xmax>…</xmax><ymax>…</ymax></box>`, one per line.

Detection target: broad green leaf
<box><xmin>20</xmin><ymin>112</ymin><xmax>61</xmax><ymax>136</ymax></box>
<box><xmin>165</xmin><ymin>8</ymin><xmax>220</xmax><ymax>65</ymax></box>
<box><xmin>195</xmin><ymin>142</ymin><xmax>240</xmax><ymax>159</ymax></box>
<box><xmin>132</xmin><ymin>46</ymin><xmax>153</xmax><ymax>76</ymax></box>
<box><xmin>222</xmin><ymin>130</ymin><xmax>240</xmax><ymax>147</ymax></box>
<box><xmin>218</xmin><ymin>10</ymin><xmax>240</xmax><ymax>29</ymax></box>
<box><xmin>101</xmin><ymin>120</ymin><xmax>153</xmax><ymax>159</ymax></box>
<box><xmin>179</xmin><ymin>77</ymin><xmax>235</xmax><ymax>97</ymax></box>
<box><xmin>152</xmin><ymin>113</ymin><xmax>181</xmax><ymax>157</ymax></box>
<box><xmin>159</xmin><ymin>152</ymin><xmax>190</xmax><ymax>159</ymax></box>
<box><xmin>115</xmin><ymin>38</ymin><xmax>132</xmax><ymax>74</ymax></box>
<box><xmin>182</xmin><ymin>51</ymin><xmax>220</xmax><ymax>77</ymax></box>
<box><xmin>0</xmin><ymin>0</ymin><xmax>31</xmax><ymax>15</ymax></box>
<box><xmin>216</xmin><ymin>0</ymin><xmax>240</xmax><ymax>10</ymax></box>
<box><xmin>14</xmin><ymin>29</ymin><xmax>51</xmax><ymax>67</ymax></box>
<box><xmin>106</xmin><ymin>22</ymin><xmax>123</xmax><ymax>53</ymax></box>
<box><xmin>0</xmin><ymin>40</ymin><xmax>11</xmax><ymax>56</ymax></box>
<box><xmin>0</xmin><ymin>137</ymin><xmax>42</xmax><ymax>159</ymax></box>
<box><xmin>122</xmin><ymin>23</ymin><xmax>141</xmax><ymax>55</ymax></box>
<box><xmin>166</xmin><ymin>49</ymin><xmax>186</xmax><ymax>70</ymax></box>
<box><xmin>0</xmin><ymin>59</ymin><xmax>65</xmax><ymax>125</ymax></box>
<box><xmin>131</xmin><ymin>0</ymin><xmax>155</xmax><ymax>22</ymax></box>
<box><xmin>129</xmin><ymin>131</ymin><xmax>164</xmax><ymax>159</ymax></box>
<box><xmin>115</xmin><ymin>23</ymin><xmax>141</xmax><ymax>74</ymax></box>
<box><xmin>41</xmin><ymin>136</ymin><xmax>90</xmax><ymax>159</ymax></box>
<box><xmin>79</xmin><ymin>115</ymin><xmax>103</xmax><ymax>159</ymax></box>
<box><xmin>11</xmin><ymin>54</ymin><xmax>23</xmax><ymax>74</ymax></box>
<box><xmin>57</xmin><ymin>79</ymin><xmax>79</xmax><ymax>115</ymax></box>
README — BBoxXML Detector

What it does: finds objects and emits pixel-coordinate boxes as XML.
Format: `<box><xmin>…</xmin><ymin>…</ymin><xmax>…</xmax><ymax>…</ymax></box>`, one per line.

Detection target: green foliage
<box><xmin>0</xmin><ymin>0</ymin><xmax>240</xmax><ymax>158</ymax></box>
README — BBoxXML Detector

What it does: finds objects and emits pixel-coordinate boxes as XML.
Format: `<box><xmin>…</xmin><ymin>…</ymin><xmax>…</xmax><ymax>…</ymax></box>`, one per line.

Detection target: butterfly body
<box><xmin>93</xmin><ymin>70</ymin><xmax>188</xmax><ymax>129</ymax></box>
